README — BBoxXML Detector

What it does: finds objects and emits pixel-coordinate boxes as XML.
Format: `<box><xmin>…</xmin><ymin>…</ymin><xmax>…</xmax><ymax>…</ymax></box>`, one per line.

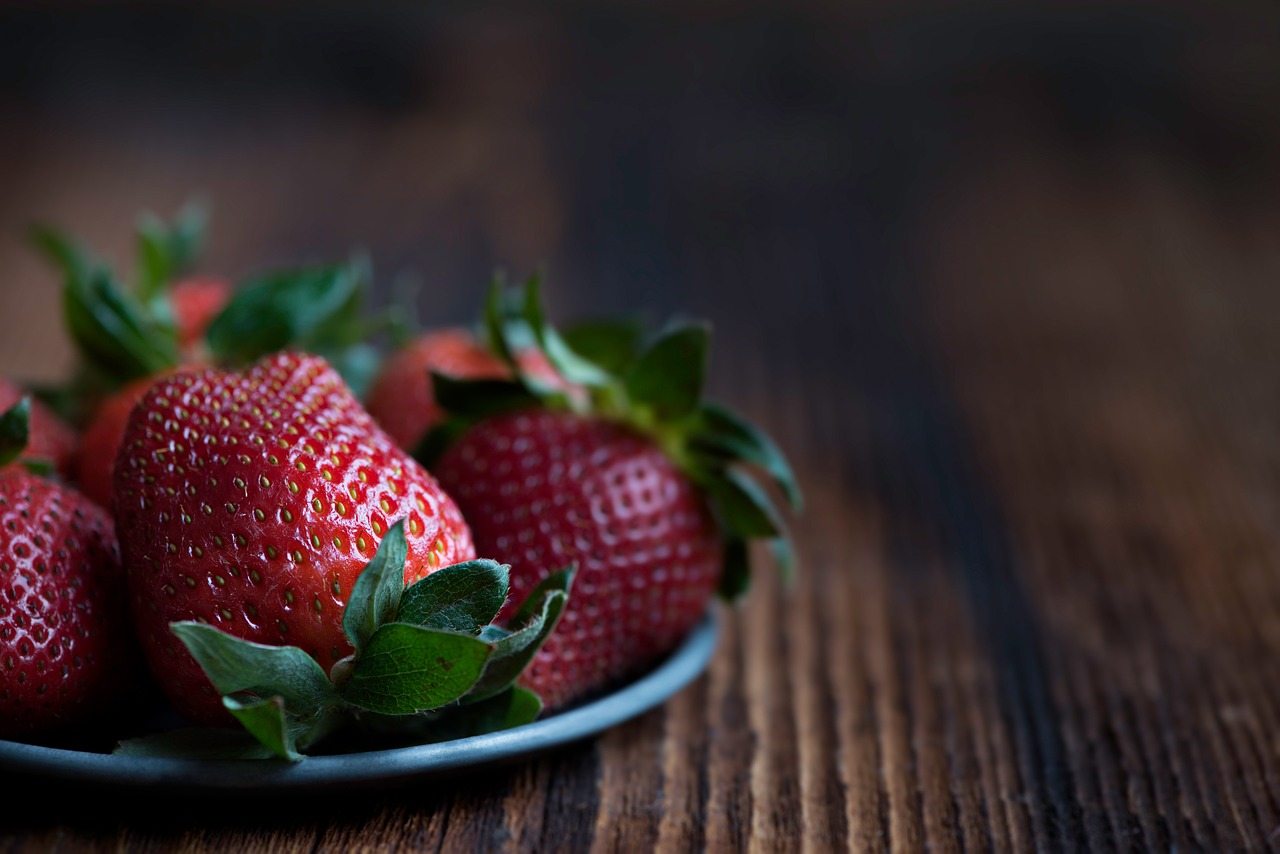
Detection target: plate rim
<box><xmin>0</xmin><ymin>610</ymin><xmax>720</xmax><ymax>794</ymax></box>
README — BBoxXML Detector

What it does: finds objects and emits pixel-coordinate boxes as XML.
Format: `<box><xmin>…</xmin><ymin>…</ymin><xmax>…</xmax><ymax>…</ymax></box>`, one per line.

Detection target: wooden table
<box><xmin>4</xmin><ymin>4</ymin><xmax>1280</xmax><ymax>851</ymax></box>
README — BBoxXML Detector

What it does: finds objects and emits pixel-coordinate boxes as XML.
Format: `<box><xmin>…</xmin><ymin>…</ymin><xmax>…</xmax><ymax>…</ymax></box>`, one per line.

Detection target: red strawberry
<box><xmin>426</xmin><ymin>279</ymin><xmax>802</xmax><ymax>711</ymax></box>
<box><xmin>74</xmin><ymin>376</ymin><xmax>160</xmax><ymax>510</ymax></box>
<box><xmin>366</xmin><ymin>326</ymin><xmax>579</xmax><ymax>454</ymax></box>
<box><xmin>0</xmin><ymin>403</ymin><xmax>138</xmax><ymax>738</ymax></box>
<box><xmin>0</xmin><ymin>379</ymin><xmax>78</xmax><ymax>479</ymax></box>
<box><xmin>170</xmin><ymin>276</ymin><xmax>232</xmax><ymax>357</ymax></box>
<box><xmin>112</xmin><ymin>352</ymin><xmax>476</xmax><ymax>726</ymax></box>
<box><xmin>434</xmin><ymin>410</ymin><xmax>723</xmax><ymax>710</ymax></box>
<box><xmin>366</xmin><ymin>328</ymin><xmax>510</xmax><ymax>452</ymax></box>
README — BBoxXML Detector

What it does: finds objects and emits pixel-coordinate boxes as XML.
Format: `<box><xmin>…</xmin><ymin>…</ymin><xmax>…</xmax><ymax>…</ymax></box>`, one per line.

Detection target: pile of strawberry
<box><xmin>0</xmin><ymin>205</ymin><xmax>799</xmax><ymax>761</ymax></box>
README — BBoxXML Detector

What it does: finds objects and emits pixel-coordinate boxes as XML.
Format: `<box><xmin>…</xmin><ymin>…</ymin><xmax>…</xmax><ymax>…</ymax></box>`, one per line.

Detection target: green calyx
<box><xmin>114</xmin><ymin>520</ymin><xmax>573</xmax><ymax>762</ymax></box>
<box><xmin>29</xmin><ymin>203</ymin><xmax>205</xmax><ymax>423</ymax></box>
<box><xmin>202</xmin><ymin>255</ymin><xmax>389</xmax><ymax>399</ymax></box>
<box><xmin>0</xmin><ymin>397</ymin><xmax>56</xmax><ymax>477</ymax></box>
<box><xmin>30</xmin><ymin>204</ymin><xmax>387</xmax><ymax>425</ymax></box>
<box><xmin>418</xmin><ymin>273</ymin><xmax>803</xmax><ymax>602</ymax></box>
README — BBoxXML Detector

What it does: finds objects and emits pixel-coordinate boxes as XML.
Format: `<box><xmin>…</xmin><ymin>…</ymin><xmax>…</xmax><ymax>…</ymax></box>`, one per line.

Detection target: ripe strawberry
<box><xmin>112</xmin><ymin>352</ymin><xmax>477</xmax><ymax>726</ymax></box>
<box><xmin>434</xmin><ymin>410</ymin><xmax>723</xmax><ymax>709</ymax></box>
<box><xmin>0</xmin><ymin>400</ymin><xmax>138</xmax><ymax>738</ymax></box>
<box><xmin>170</xmin><ymin>276</ymin><xmax>232</xmax><ymax>356</ymax></box>
<box><xmin>74</xmin><ymin>376</ymin><xmax>160</xmax><ymax>510</ymax></box>
<box><xmin>0</xmin><ymin>378</ymin><xmax>78</xmax><ymax>479</ymax></box>
<box><xmin>366</xmin><ymin>328</ymin><xmax>510</xmax><ymax>453</ymax></box>
<box><xmin>366</xmin><ymin>325</ymin><xmax>581</xmax><ymax>456</ymax></box>
<box><xmin>425</xmin><ymin>279</ymin><xmax>802</xmax><ymax>711</ymax></box>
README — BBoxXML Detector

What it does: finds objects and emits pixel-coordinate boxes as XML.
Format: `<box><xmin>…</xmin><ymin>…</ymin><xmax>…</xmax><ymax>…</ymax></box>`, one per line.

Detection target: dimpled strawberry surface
<box><xmin>113</xmin><ymin>352</ymin><xmax>476</xmax><ymax>725</ymax></box>
<box><xmin>0</xmin><ymin>470</ymin><xmax>132</xmax><ymax>737</ymax></box>
<box><xmin>434</xmin><ymin>409</ymin><xmax>723</xmax><ymax>711</ymax></box>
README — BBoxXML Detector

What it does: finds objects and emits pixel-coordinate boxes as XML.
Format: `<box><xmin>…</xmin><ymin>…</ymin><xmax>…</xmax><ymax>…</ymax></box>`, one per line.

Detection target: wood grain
<box><xmin>4</xmin><ymin>4</ymin><xmax>1280</xmax><ymax>852</ymax></box>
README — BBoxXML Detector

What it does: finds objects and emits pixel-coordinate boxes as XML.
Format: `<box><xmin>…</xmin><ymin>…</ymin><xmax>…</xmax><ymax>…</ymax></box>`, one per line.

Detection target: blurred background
<box><xmin>2</xmin><ymin>0</ymin><xmax>1278</xmax><ymax>391</ymax></box>
<box><xmin>6</xmin><ymin>5</ymin><xmax>1280</xmax><ymax>844</ymax></box>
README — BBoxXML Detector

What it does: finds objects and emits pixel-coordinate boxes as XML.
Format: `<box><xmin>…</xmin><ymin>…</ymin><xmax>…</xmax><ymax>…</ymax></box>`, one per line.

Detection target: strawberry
<box><xmin>365</xmin><ymin>321</ymin><xmax>582</xmax><ymax>456</ymax></box>
<box><xmin>111</xmin><ymin>352</ymin><xmax>480</xmax><ymax>726</ymax></box>
<box><xmin>0</xmin><ymin>398</ymin><xmax>139</xmax><ymax>738</ymax></box>
<box><xmin>365</xmin><ymin>327</ymin><xmax>510</xmax><ymax>453</ymax></box>
<box><xmin>0</xmin><ymin>379</ymin><xmax>78</xmax><ymax>479</ymax></box>
<box><xmin>33</xmin><ymin>205</ymin><xmax>382</xmax><ymax>502</ymax></box>
<box><xmin>170</xmin><ymin>276</ymin><xmax>233</xmax><ymax>358</ymax></box>
<box><xmin>423</xmin><ymin>278</ymin><xmax>802</xmax><ymax>711</ymax></box>
<box><xmin>73</xmin><ymin>376</ymin><xmax>160</xmax><ymax>510</ymax></box>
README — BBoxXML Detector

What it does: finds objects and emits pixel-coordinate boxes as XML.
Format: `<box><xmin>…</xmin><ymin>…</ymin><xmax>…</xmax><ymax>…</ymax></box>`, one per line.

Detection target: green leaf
<box><xmin>414</xmin><ymin>419</ymin><xmax>473</xmax><ymax>471</ymax></box>
<box><xmin>339</xmin><ymin>624</ymin><xmax>493</xmax><ymax>715</ymax></box>
<box><xmin>113</xmin><ymin>727</ymin><xmax>278</xmax><ymax>760</ymax></box>
<box><xmin>0</xmin><ymin>397</ymin><xmax>30</xmax><ymax>467</ymax></box>
<box><xmin>431</xmin><ymin>372</ymin><xmax>541</xmax><ymax>420</ymax></box>
<box><xmin>205</xmin><ymin>264</ymin><xmax>365</xmax><ymax>366</ymax></box>
<box><xmin>561</xmin><ymin>317</ymin><xmax>646</xmax><ymax>375</ymax></box>
<box><xmin>520</xmin><ymin>275</ymin><xmax>614</xmax><ymax>388</ymax></box>
<box><xmin>321</xmin><ymin>341</ymin><xmax>382</xmax><ymax>401</ymax></box>
<box><xmin>62</xmin><ymin>266</ymin><xmax>180</xmax><ymax>381</ymax></box>
<box><xmin>482</xmin><ymin>273</ymin><xmax>519</xmax><ymax>367</ymax></box>
<box><xmin>223</xmin><ymin>694</ymin><xmax>305</xmax><ymax>761</ymax></box>
<box><xmin>413</xmin><ymin>685</ymin><xmax>543</xmax><ymax>742</ymax></box>
<box><xmin>770</xmin><ymin>535</ymin><xmax>797</xmax><ymax>585</ymax></box>
<box><xmin>718</xmin><ymin>538</ymin><xmax>751</xmax><ymax>601</ymax></box>
<box><xmin>28</xmin><ymin>224</ymin><xmax>94</xmax><ymax>283</ymax></box>
<box><xmin>170</xmin><ymin>622</ymin><xmax>339</xmax><ymax>717</ymax></box>
<box><xmin>135</xmin><ymin>199</ymin><xmax>208</xmax><ymax>300</ymax></box>
<box><xmin>343</xmin><ymin>519</ymin><xmax>409</xmax><ymax>655</ymax></box>
<box><xmin>699</xmin><ymin>467</ymin><xmax>782</xmax><ymax>540</ymax></box>
<box><xmin>465</xmin><ymin>567</ymin><xmax>572</xmax><ymax>702</ymax></box>
<box><xmin>398</xmin><ymin>559</ymin><xmax>509</xmax><ymax>634</ymax></box>
<box><xmin>624</xmin><ymin>320</ymin><xmax>709</xmax><ymax>421</ymax></box>
<box><xmin>692</xmin><ymin>403</ymin><xmax>803</xmax><ymax>512</ymax></box>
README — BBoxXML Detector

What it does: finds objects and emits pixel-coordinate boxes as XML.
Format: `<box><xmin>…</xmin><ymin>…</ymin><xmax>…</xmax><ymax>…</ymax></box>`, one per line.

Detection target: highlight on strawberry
<box><xmin>0</xmin><ymin>397</ymin><xmax>144</xmax><ymax>739</ymax></box>
<box><xmin>108</xmin><ymin>352</ymin><xmax>573</xmax><ymax>760</ymax></box>
<box><xmin>421</xmin><ymin>274</ymin><xmax>802</xmax><ymax>712</ymax></box>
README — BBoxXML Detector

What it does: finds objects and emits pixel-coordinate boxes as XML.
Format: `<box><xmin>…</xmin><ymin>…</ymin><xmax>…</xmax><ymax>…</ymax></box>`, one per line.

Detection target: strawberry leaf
<box><xmin>136</xmin><ymin>200</ymin><xmax>208</xmax><ymax>302</ymax></box>
<box><xmin>223</xmin><ymin>694</ymin><xmax>306</xmax><ymax>761</ymax></box>
<box><xmin>431</xmin><ymin>373</ymin><xmax>542</xmax><ymax>419</ymax></box>
<box><xmin>398</xmin><ymin>559</ymin><xmax>510</xmax><ymax>634</ymax></box>
<box><xmin>692</xmin><ymin>402</ymin><xmax>803</xmax><ymax>512</ymax></box>
<box><xmin>699</xmin><ymin>467</ymin><xmax>783</xmax><ymax>540</ymax></box>
<box><xmin>205</xmin><ymin>263</ymin><xmax>366</xmax><ymax>368</ymax></box>
<box><xmin>409</xmin><ymin>685</ymin><xmax>543</xmax><ymax>742</ymax></box>
<box><xmin>0</xmin><ymin>397</ymin><xmax>30</xmax><ymax>467</ymax></box>
<box><xmin>338</xmin><ymin>624</ymin><xmax>493</xmax><ymax>715</ymax></box>
<box><xmin>719</xmin><ymin>538</ymin><xmax>751</xmax><ymax>601</ymax></box>
<box><xmin>770</xmin><ymin>535</ymin><xmax>797</xmax><ymax>585</ymax></box>
<box><xmin>624</xmin><ymin>319</ymin><xmax>709</xmax><ymax>421</ymax></box>
<box><xmin>170</xmin><ymin>621</ymin><xmax>339</xmax><ymax>717</ymax></box>
<box><xmin>114</xmin><ymin>727</ymin><xmax>278</xmax><ymax>760</ymax></box>
<box><xmin>561</xmin><ymin>316</ymin><xmax>646</xmax><ymax>375</ymax></box>
<box><xmin>63</xmin><ymin>265</ymin><xmax>181</xmax><ymax>381</ymax></box>
<box><xmin>464</xmin><ymin>567</ymin><xmax>573</xmax><ymax>702</ymax></box>
<box><xmin>519</xmin><ymin>275</ymin><xmax>614</xmax><ymax>388</ymax></box>
<box><xmin>343</xmin><ymin>519</ymin><xmax>409</xmax><ymax>655</ymax></box>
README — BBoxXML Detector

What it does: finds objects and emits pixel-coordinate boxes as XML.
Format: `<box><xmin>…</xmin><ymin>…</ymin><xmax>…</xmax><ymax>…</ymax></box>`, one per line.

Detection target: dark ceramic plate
<box><xmin>0</xmin><ymin>611</ymin><xmax>718</xmax><ymax>795</ymax></box>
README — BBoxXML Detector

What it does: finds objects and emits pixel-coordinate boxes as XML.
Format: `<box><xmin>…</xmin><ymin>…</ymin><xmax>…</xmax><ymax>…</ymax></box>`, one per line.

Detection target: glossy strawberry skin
<box><xmin>0</xmin><ymin>379</ymin><xmax>78</xmax><ymax>480</ymax></box>
<box><xmin>0</xmin><ymin>469</ymin><xmax>136</xmax><ymax>737</ymax></box>
<box><xmin>433</xmin><ymin>410</ymin><xmax>722</xmax><ymax>711</ymax></box>
<box><xmin>365</xmin><ymin>328</ymin><xmax>510</xmax><ymax>453</ymax></box>
<box><xmin>113</xmin><ymin>352</ymin><xmax>476</xmax><ymax>725</ymax></box>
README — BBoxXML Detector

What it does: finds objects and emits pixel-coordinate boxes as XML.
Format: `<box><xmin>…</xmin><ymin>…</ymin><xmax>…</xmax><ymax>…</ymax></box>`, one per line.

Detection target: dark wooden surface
<box><xmin>4</xmin><ymin>3</ymin><xmax>1280</xmax><ymax>851</ymax></box>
